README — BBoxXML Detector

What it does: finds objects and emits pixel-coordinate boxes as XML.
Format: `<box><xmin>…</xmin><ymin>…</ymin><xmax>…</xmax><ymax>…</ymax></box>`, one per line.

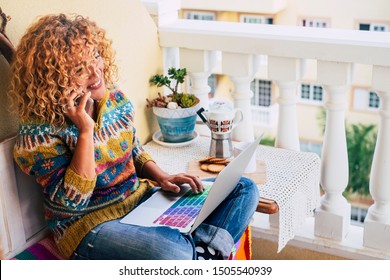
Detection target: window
<box><xmin>240</xmin><ymin>15</ymin><xmax>273</xmax><ymax>25</ymax></box>
<box><xmin>184</xmin><ymin>11</ymin><xmax>216</xmax><ymax>21</ymax></box>
<box><xmin>369</xmin><ymin>91</ymin><xmax>380</xmax><ymax>109</ymax></box>
<box><xmin>250</xmin><ymin>79</ymin><xmax>277</xmax><ymax>127</ymax></box>
<box><xmin>251</xmin><ymin>79</ymin><xmax>272</xmax><ymax>107</ymax></box>
<box><xmin>313</xmin><ymin>85</ymin><xmax>323</xmax><ymax>101</ymax></box>
<box><xmin>353</xmin><ymin>88</ymin><xmax>380</xmax><ymax>111</ymax></box>
<box><xmin>301</xmin><ymin>18</ymin><xmax>329</xmax><ymax>28</ymax></box>
<box><xmin>359</xmin><ymin>22</ymin><xmax>388</xmax><ymax>32</ymax></box>
<box><xmin>299</xmin><ymin>83</ymin><xmax>323</xmax><ymax>104</ymax></box>
<box><xmin>351</xmin><ymin>206</ymin><xmax>368</xmax><ymax>226</ymax></box>
<box><xmin>301</xmin><ymin>84</ymin><xmax>311</xmax><ymax>99</ymax></box>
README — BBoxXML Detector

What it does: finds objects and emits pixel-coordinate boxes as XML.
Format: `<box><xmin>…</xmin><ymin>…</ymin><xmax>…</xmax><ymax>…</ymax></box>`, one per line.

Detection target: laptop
<box><xmin>120</xmin><ymin>133</ymin><xmax>263</xmax><ymax>234</ymax></box>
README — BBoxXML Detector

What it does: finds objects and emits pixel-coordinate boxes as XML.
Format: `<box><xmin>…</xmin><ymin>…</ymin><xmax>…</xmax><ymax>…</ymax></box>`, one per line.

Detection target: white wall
<box><xmin>0</xmin><ymin>0</ymin><xmax>162</xmax><ymax>143</ymax></box>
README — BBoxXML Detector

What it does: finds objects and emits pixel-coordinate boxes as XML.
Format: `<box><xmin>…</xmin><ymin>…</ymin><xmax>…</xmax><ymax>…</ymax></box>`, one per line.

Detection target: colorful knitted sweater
<box><xmin>13</xmin><ymin>88</ymin><xmax>154</xmax><ymax>259</ymax></box>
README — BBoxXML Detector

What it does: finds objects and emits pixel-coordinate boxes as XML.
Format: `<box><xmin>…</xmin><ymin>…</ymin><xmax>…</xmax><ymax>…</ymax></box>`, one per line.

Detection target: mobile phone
<box><xmin>74</xmin><ymin>94</ymin><xmax>82</xmax><ymax>107</ymax></box>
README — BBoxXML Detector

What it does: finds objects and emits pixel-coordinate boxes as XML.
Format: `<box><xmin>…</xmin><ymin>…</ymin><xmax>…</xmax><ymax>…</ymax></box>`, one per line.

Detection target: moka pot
<box><xmin>197</xmin><ymin>105</ymin><xmax>243</xmax><ymax>158</ymax></box>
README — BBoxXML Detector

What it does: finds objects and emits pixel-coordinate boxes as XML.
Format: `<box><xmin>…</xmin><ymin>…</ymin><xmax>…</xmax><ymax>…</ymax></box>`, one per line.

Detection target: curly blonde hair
<box><xmin>9</xmin><ymin>13</ymin><xmax>118</xmax><ymax>127</ymax></box>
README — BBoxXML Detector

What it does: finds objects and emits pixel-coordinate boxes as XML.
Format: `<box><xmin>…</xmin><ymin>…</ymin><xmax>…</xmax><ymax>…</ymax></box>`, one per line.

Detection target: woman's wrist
<box><xmin>71</xmin><ymin>130</ymin><xmax>96</xmax><ymax>179</ymax></box>
<box><xmin>142</xmin><ymin>161</ymin><xmax>169</xmax><ymax>183</ymax></box>
<box><xmin>78</xmin><ymin>129</ymin><xmax>94</xmax><ymax>138</ymax></box>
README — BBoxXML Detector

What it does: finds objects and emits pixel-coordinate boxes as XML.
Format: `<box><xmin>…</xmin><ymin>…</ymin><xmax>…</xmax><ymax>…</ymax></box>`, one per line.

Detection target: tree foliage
<box><xmin>345</xmin><ymin>123</ymin><xmax>377</xmax><ymax>196</ymax></box>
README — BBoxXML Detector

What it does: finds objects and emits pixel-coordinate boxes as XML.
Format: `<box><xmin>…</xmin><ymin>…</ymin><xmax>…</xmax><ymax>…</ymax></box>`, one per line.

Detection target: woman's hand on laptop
<box><xmin>140</xmin><ymin>161</ymin><xmax>204</xmax><ymax>194</ymax></box>
<box><xmin>158</xmin><ymin>173</ymin><xmax>204</xmax><ymax>194</ymax></box>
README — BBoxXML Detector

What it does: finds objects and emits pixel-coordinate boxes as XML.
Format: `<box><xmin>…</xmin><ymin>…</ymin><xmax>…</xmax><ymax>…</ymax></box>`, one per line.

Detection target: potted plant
<box><xmin>147</xmin><ymin>67</ymin><xmax>200</xmax><ymax>143</ymax></box>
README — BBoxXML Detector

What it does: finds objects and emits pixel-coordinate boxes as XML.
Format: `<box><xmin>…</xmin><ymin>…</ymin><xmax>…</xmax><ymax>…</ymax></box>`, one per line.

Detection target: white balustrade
<box><xmin>188</xmin><ymin>71</ymin><xmax>212</xmax><ymax>136</ymax></box>
<box><xmin>179</xmin><ymin>49</ymin><xmax>217</xmax><ymax>136</ymax></box>
<box><xmin>314</xmin><ymin>61</ymin><xmax>352</xmax><ymax>241</ymax></box>
<box><xmin>314</xmin><ymin>84</ymin><xmax>351</xmax><ymax>240</ymax></box>
<box><xmin>188</xmin><ymin>72</ymin><xmax>210</xmax><ymax>108</ymax></box>
<box><xmin>364</xmin><ymin>66</ymin><xmax>390</xmax><ymax>250</ymax></box>
<box><xmin>180</xmin><ymin>49</ymin><xmax>215</xmax><ymax>110</ymax></box>
<box><xmin>143</xmin><ymin>0</ymin><xmax>390</xmax><ymax>257</ymax></box>
<box><xmin>229</xmin><ymin>76</ymin><xmax>255</xmax><ymax>142</ymax></box>
<box><xmin>267</xmin><ymin>56</ymin><xmax>303</xmax><ymax>151</ymax></box>
<box><xmin>222</xmin><ymin>52</ymin><xmax>257</xmax><ymax>142</ymax></box>
<box><xmin>274</xmin><ymin>81</ymin><xmax>300</xmax><ymax>151</ymax></box>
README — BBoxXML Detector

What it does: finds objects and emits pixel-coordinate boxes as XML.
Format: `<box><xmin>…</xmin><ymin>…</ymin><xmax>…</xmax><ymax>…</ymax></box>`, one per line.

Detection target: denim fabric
<box><xmin>71</xmin><ymin>177</ymin><xmax>259</xmax><ymax>260</ymax></box>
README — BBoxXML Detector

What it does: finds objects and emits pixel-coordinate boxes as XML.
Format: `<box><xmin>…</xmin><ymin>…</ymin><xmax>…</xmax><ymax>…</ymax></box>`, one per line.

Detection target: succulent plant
<box><xmin>147</xmin><ymin>67</ymin><xmax>199</xmax><ymax>109</ymax></box>
<box><xmin>180</xmin><ymin>93</ymin><xmax>198</xmax><ymax>108</ymax></box>
<box><xmin>146</xmin><ymin>92</ymin><xmax>171</xmax><ymax>108</ymax></box>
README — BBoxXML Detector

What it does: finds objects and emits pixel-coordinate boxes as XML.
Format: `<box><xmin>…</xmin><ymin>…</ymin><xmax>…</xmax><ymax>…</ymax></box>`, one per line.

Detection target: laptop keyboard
<box><xmin>152</xmin><ymin>186</ymin><xmax>211</xmax><ymax>228</ymax></box>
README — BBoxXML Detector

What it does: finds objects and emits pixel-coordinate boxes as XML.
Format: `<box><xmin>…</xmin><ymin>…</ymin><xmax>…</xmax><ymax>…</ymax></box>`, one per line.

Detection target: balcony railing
<box><xmin>143</xmin><ymin>0</ymin><xmax>390</xmax><ymax>259</ymax></box>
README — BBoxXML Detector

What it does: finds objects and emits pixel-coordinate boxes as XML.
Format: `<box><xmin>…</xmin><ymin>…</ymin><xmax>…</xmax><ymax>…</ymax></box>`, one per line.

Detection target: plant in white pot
<box><xmin>147</xmin><ymin>67</ymin><xmax>200</xmax><ymax>143</ymax></box>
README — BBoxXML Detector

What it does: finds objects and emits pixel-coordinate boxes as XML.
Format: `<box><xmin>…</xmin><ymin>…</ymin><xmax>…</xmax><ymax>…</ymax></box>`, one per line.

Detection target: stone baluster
<box><xmin>229</xmin><ymin>77</ymin><xmax>255</xmax><ymax>142</ymax></box>
<box><xmin>314</xmin><ymin>61</ymin><xmax>351</xmax><ymax>241</ymax></box>
<box><xmin>180</xmin><ymin>49</ymin><xmax>218</xmax><ymax>110</ymax></box>
<box><xmin>274</xmin><ymin>81</ymin><xmax>300</xmax><ymax>151</ymax></box>
<box><xmin>180</xmin><ymin>49</ymin><xmax>218</xmax><ymax>136</ymax></box>
<box><xmin>364</xmin><ymin>66</ymin><xmax>390</xmax><ymax>250</ymax></box>
<box><xmin>222</xmin><ymin>52</ymin><xmax>257</xmax><ymax>142</ymax></box>
<box><xmin>188</xmin><ymin>72</ymin><xmax>211</xmax><ymax>110</ymax></box>
<box><xmin>259</xmin><ymin>56</ymin><xmax>304</xmax><ymax>227</ymax></box>
<box><xmin>268</xmin><ymin>56</ymin><xmax>303</xmax><ymax>151</ymax></box>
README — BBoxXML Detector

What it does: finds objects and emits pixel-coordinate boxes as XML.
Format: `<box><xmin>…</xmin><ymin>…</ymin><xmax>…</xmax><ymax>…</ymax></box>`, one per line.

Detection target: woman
<box><xmin>9</xmin><ymin>13</ymin><xmax>259</xmax><ymax>260</ymax></box>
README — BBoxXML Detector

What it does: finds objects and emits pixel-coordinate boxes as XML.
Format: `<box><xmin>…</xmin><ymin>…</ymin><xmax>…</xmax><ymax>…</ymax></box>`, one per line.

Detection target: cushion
<box><xmin>229</xmin><ymin>226</ymin><xmax>252</xmax><ymax>260</ymax></box>
<box><xmin>12</xmin><ymin>235</ymin><xmax>64</xmax><ymax>260</ymax></box>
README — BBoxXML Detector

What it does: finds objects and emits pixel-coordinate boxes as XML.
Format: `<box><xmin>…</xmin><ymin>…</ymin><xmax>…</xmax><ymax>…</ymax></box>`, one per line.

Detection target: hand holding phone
<box><xmin>74</xmin><ymin>94</ymin><xmax>82</xmax><ymax>107</ymax></box>
<box><xmin>65</xmin><ymin>90</ymin><xmax>95</xmax><ymax>132</ymax></box>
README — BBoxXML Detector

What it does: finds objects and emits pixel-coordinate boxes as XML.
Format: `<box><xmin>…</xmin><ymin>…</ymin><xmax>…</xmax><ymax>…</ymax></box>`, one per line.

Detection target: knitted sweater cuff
<box><xmin>135</xmin><ymin>151</ymin><xmax>154</xmax><ymax>172</ymax></box>
<box><xmin>65</xmin><ymin>168</ymin><xmax>97</xmax><ymax>194</ymax></box>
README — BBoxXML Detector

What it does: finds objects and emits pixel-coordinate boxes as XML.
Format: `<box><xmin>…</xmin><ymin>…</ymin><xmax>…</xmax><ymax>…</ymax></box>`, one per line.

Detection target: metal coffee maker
<box><xmin>197</xmin><ymin>102</ymin><xmax>243</xmax><ymax>159</ymax></box>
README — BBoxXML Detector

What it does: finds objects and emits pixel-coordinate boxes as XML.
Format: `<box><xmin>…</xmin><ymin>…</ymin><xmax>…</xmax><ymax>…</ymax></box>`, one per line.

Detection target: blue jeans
<box><xmin>71</xmin><ymin>177</ymin><xmax>259</xmax><ymax>260</ymax></box>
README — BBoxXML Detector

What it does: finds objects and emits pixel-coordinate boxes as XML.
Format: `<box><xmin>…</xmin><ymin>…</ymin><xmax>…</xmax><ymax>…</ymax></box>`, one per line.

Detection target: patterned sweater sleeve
<box><xmin>125</xmin><ymin>98</ymin><xmax>154</xmax><ymax>174</ymax></box>
<box><xmin>13</xmin><ymin>128</ymin><xmax>97</xmax><ymax>210</ymax></box>
<box><xmin>131</xmin><ymin>128</ymin><xmax>154</xmax><ymax>174</ymax></box>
